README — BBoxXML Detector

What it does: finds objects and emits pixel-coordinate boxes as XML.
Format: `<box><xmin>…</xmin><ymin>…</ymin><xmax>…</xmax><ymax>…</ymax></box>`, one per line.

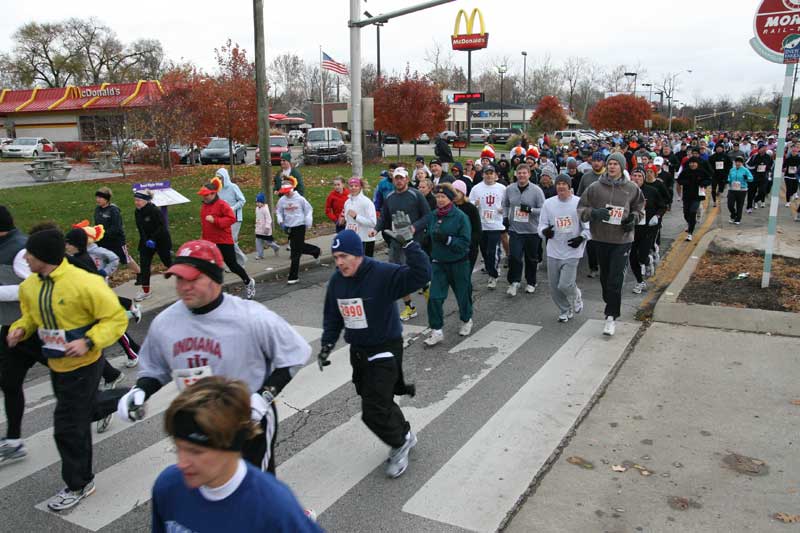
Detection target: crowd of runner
<box><xmin>0</xmin><ymin>128</ymin><xmax>795</xmax><ymax>530</ymax></box>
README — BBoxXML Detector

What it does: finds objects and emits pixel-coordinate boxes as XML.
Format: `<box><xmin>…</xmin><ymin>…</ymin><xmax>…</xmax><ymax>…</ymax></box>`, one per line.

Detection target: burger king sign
<box><xmin>752</xmin><ymin>0</ymin><xmax>800</xmax><ymax>63</ymax></box>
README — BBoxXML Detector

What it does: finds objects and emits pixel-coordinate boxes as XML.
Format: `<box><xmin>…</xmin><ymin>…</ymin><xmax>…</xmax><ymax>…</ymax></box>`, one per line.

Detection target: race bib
<box><xmin>757</xmin><ymin>164</ymin><xmax>766</xmax><ymax>172</ymax></box>
<box><xmin>38</xmin><ymin>328</ymin><xmax>67</xmax><ymax>355</ymax></box>
<box><xmin>731</xmin><ymin>181</ymin><xmax>742</xmax><ymax>191</ymax></box>
<box><xmin>790</xmin><ymin>166</ymin><xmax>797</xmax><ymax>174</ymax></box>
<box><xmin>513</xmin><ymin>207</ymin><xmax>529</xmax><ymax>223</ymax></box>
<box><xmin>698</xmin><ymin>188</ymin><xmax>706</xmax><ymax>198</ymax></box>
<box><xmin>604</xmin><ymin>204</ymin><xmax>625</xmax><ymax>225</ymax></box>
<box><xmin>482</xmin><ymin>208</ymin><xmax>496</xmax><ymax>221</ymax></box>
<box><xmin>338</xmin><ymin>297</ymin><xmax>368</xmax><ymax>329</ymax></box>
<box><xmin>173</xmin><ymin>366</ymin><xmax>214</xmax><ymax>392</ymax></box>
<box><xmin>715</xmin><ymin>161</ymin><xmax>724</xmax><ymax>170</ymax></box>
<box><xmin>555</xmin><ymin>215</ymin><xmax>573</xmax><ymax>233</ymax></box>
<box><xmin>346</xmin><ymin>223</ymin><xmax>359</xmax><ymax>232</ymax></box>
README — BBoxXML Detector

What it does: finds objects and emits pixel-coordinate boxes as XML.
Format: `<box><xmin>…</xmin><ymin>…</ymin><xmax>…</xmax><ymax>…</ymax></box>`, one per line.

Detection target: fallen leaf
<box><xmin>790</xmin><ymin>399</ymin><xmax>800</xmax><ymax>406</ymax></box>
<box><xmin>774</xmin><ymin>512</ymin><xmax>800</xmax><ymax>523</ymax></box>
<box><xmin>566</xmin><ymin>456</ymin><xmax>594</xmax><ymax>469</ymax></box>
<box><xmin>612</xmin><ymin>464</ymin><xmax>628</xmax><ymax>472</ymax></box>
<box><xmin>639</xmin><ymin>469</ymin><xmax>653</xmax><ymax>477</ymax></box>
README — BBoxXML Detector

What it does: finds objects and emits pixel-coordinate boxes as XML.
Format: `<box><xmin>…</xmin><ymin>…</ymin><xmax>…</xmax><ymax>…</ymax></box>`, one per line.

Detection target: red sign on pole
<box><xmin>753</xmin><ymin>0</ymin><xmax>800</xmax><ymax>63</ymax></box>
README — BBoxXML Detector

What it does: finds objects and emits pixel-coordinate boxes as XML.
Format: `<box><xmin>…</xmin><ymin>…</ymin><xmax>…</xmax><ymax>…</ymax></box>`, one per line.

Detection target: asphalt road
<box><xmin>1</xmin><ymin>203</ymin><xmax>686</xmax><ymax>533</ymax></box>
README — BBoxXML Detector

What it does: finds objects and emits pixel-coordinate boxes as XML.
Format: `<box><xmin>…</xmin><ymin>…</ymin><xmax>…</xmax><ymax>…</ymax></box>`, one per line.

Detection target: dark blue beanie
<box><xmin>331</xmin><ymin>229</ymin><xmax>363</xmax><ymax>257</ymax></box>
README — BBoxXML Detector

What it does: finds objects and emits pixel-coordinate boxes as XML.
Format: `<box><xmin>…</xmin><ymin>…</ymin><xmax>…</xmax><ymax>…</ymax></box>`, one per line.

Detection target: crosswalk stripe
<box><xmin>278</xmin><ymin>321</ymin><xmax>541</xmax><ymax>517</ymax></box>
<box><xmin>402</xmin><ymin>319</ymin><xmax>637</xmax><ymax>532</ymax></box>
<box><xmin>1</xmin><ymin>326</ymin><xmax>322</xmax><ymax>494</ymax></box>
<box><xmin>39</xmin><ymin>326</ymin><xmax>422</xmax><ymax>531</ymax></box>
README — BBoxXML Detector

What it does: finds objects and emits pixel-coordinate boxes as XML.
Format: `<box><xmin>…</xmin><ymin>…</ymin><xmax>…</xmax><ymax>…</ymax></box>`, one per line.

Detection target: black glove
<box><xmin>590</xmin><ymin>207</ymin><xmax>611</xmax><ymax>222</ymax></box>
<box><xmin>620</xmin><ymin>214</ymin><xmax>635</xmax><ymax>232</ymax></box>
<box><xmin>433</xmin><ymin>233</ymin><xmax>450</xmax><ymax>245</ymax></box>
<box><xmin>567</xmin><ymin>235</ymin><xmax>585</xmax><ymax>248</ymax></box>
<box><xmin>502</xmin><ymin>217</ymin><xmax>510</xmax><ymax>230</ymax></box>
<box><xmin>542</xmin><ymin>225</ymin><xmax>555</xmax><ymax>239</ymax></box>
<box><xmin>317</xmin><ymin>343</ymin><xmax>334</xmax><ymax>371</ymax></box>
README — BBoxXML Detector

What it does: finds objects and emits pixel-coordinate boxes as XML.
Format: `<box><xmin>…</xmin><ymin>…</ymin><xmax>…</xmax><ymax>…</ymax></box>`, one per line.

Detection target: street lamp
<box><xmin>624</xmin><ymin>72</ymin><xmax>637</xmax><ymax>96</ymax></box>
<box><xmin>521</xmin><ymin>51</ymin><xmax>527</xmax><ymax>132</ymax></box>
<box><xmin>498</xmin><ymin>64</ymin><xmax>508</xmax><ymax>129</ymax></box>
<box><xmin>641</xmin><ymin>83</ymin><xmax>653</xmax><ymax>104</ymax></box>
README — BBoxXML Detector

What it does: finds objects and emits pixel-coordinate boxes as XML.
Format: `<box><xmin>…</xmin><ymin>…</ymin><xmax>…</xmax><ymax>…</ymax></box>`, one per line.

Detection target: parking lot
<box><xmin>0</xmin><ymin>161</ymin><xmax>124</xmax><ymax>189</ymax></box>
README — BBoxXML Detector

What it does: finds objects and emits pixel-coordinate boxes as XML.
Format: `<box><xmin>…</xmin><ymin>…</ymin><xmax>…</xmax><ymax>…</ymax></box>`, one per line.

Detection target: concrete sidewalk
<box><xmin>116</xmin><ymin>232</ymin><xmax>356</xmax><ymax>313</ymax></box>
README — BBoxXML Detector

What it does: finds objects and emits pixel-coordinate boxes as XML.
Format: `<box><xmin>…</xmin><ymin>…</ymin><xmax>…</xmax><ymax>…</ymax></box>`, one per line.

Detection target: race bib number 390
<box><xmin>338</xmin><ymin>298</ymin><xmax>368</xmax><ymax>329</ymax></box>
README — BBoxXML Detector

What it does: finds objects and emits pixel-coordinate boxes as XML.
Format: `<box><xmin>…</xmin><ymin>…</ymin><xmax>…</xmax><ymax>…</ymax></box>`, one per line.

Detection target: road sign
<box><xmin>451</xmin><ymin>8</ymin><xmax>489</xmax><ymax>51</ymax></box>
<box><xmin>752</xmin><ymin>0</ymin><xmax>800</xmax><ymax>64</ymax></box>
<box><xmin>453</xmin><ymin>92</ymin><xmax>484</xmax><ymax>104</ymax></box>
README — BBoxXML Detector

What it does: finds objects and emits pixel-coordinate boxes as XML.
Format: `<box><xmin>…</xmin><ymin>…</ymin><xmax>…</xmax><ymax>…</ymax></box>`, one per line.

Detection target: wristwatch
<box><xmin>83</xmin><ymin>337</ymin><xmax>95</xmax><ymax>350</ymax></box>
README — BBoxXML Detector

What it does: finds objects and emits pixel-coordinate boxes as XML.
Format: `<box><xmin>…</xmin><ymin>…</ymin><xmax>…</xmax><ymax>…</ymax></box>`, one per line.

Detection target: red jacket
<box><xmin>200</xmin><ymin>197</ymin><xmax>236</xmax><ymax>244</ymax></box>
<box><xmin>325</xmin><ymin>189</ymin><xmax>349</xmax><ymax>223</ymax></box>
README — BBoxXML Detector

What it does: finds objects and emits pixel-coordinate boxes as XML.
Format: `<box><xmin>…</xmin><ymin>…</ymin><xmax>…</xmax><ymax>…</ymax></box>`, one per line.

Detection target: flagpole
<box><xmin>320</xmin><ymin>46</ymin><xmax>326</xmax><ymax>128</ymax></box>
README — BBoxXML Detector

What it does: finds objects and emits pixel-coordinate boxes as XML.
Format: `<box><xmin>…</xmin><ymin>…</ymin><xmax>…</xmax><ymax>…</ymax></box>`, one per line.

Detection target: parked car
<box><xmin>304</xmin><ymin>127</ymin><xmax>347</xmax><ymax>164</ymax></box>
<box><xmin>553</xmin><ymin>130</ymin><xmax>593</xmax><ymax>145</ymax></box>
<box><xmin>468</xmin><ymin>128</ymin><xmax>491</xmax><ymax>143</ymax></box>
<box><xmin>440</xmin><ymin>130</ymin><xmax>459</xmax><ymax>143</ymax></box>
<box><xmin>110</xmin><ymin>139</ymin><xmax>149</xmax><ymax>163</ymax></box>
<box><xmin>287</xmin><ymin>130</ymin><xmax>305</xmax><ymax>145</ymax></box>
<box><xmin>200</xmin><ymin>138</ymin><xmax>247</xmax><ymax>165</ymax></box>
<box><xmin>1</xmin><ymin>137</ymin><xmax>56</xmax><ymax>158</ymax></box>
<box><xmin>255</xmin><ymin>135</ymin><xmax>290</xmax><ymax>165</ymax></box>
<box><xmin>169</xmin><ymin>144</ymin><xmax>201</xmax><ymax>164</ymax></box>
<box><xmin>383</xmin><ymin>133</ymin><xmax>401</xmax><ymax>144</ymax></box>
<box><xmin>488</xmin><ymin>128</ymin><xmax>516</xmax><ymax>144</ymax></box>
<box><xmin>414</xmin><ymin>133</ymin><xmax>430</xmax><ymax>144</ymax></box>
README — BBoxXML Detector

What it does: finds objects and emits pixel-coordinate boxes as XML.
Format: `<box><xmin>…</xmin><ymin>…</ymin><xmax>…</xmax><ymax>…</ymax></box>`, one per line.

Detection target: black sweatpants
<box><xmin>683</xmin><ymin>199</ymin><xmax>701</xmax><ymax>235</ymax></box>
<box><xmin>363</xmin><ymin>241</ymin><xmax>375</xmax><ymax>258</ymax></box>
<box><xmin>785</xmin><ymin>178</ymin><xmax>798</xmax><ymax>203</ymax></box>
<box><xmin>52</xmin><ymin>357</ymin><xmax>103</xmax><ymax>491</ymax></box>
<box><xmin>728</xmin><ymin>190</ymin><xmax>747</xmax><ymax>222</ymax></box>
<box><xmin>507</xmin><ymin>232</ymin><xmax>540</xmax><ymax>286</ymax></box>
<box><xmin>756</xmin><ymin>178</ymin><xmax>772</xmax><ymax>204</ymax></box>
<box><xmin>711</xmin><ymin>175</ymin><xmax>727</xmax><ymax>203</ymax></box>
<box><xmin>630</xmin><ymin>226</ymin><xmax>656</xmax><ymax>283</ymax></box>
<box><xmin>350</xmin><ymin>339</ymin><xmax>412</xmax><ymax>449</ymax></box>
<box><xmin>0</xmin><ymin>326</ymin><xmax>45</xmax><ymax>439</ymax></box>
<box><xmin>287</xmin><ymin>225</ymin><xmax>320</xmax><ymax>281</ymax></box>
<box><xmin>585</xmin><ymin>240</ymin><xmax>599</xmax><ymax>272</ymax></box>
<box><xmin>241</xmin><ymin>402</ymin><xmax>278</xmax><ymax>474</ymax></box>
<box><xmin>594</xmin><ymin>241</ymin><xmax>631</xmax><ymax>319</ymax></box>
<box><xmin>216</xmin><ymin>243</ymin><xmax>250</xmax><ymax>284</ymax></box>
<box><xmin>138</xmin><ymin>240</ymin><xmax>172</xmax><ymax>287</ymax></box>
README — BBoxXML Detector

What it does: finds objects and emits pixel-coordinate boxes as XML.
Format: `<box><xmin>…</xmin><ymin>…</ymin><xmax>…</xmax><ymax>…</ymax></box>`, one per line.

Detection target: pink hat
<box><xmin>452</xmin><ymin>180</ymin><xmax>467</xmax><ymax>196</ymax></box>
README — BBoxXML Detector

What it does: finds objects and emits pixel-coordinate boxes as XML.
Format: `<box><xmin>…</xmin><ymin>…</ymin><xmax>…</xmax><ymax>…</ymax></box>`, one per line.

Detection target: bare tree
<box><xmin>424</xmin><ymin>39</ymin><xmax>457</xmax><ymax>87</ymax></box>
<box><xmin>601</xmin><ymin>64</ymin><xmax>627</xmax><ymax>93</ymax></box>
<box><xmin>268</xmin><ymin>52</ymin><xmax>306</xmax><ymax>108</ymax></box>
<box><xmin>561</xmin><ymin>57</ymin><xmax>587</xmax><ymax>112</ymax></box>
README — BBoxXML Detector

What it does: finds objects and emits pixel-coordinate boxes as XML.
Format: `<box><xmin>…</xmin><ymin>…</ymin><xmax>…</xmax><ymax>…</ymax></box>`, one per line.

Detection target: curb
<box><xmin>652</xmin><ymin>229</ymin><xmax>800</xmax><ymax>337</ymax></box>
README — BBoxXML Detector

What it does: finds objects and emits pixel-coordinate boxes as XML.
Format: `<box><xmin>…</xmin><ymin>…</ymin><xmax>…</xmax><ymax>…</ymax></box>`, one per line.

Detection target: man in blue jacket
<box><xmin>319</xmin><ymin>228</ymin><xmax>431</xmax><ymax>479</ymax></box>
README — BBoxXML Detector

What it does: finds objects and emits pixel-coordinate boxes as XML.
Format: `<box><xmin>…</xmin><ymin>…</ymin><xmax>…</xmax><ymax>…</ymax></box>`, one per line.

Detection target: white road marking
<box><xmin>402</xmin><ymin>319</ymin><xmax>637</xmax><ymax>532</ymax></box>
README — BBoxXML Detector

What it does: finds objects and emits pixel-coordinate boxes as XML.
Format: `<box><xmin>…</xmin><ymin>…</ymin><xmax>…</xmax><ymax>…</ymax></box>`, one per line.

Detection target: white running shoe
<box><xmin>603</xmin><ymin>316</ymin><xmax>616</xmax><ymax>336</ymax></box>
<box><xmin>424</xmin><ymin>329</ymin><xmax>444</xmax><ymax>346</ymax></box>
<box><xmin>786</xmin><ymin>202</ymin><xmax>791</xmax><ymax>208</ymax></box>
<box><xmin>246</xmin><ymin>278</ymin><xmax>256</xmax><ymax>299</ymax></box>
<box><xmin>47</xmin><ymin>480</ymin><xmax>95</xmax><ymax>511</ymax></box>
<box><xmin>133</xmin><ymin>290</ymin><xmax>151</xmax><ymax>302</ymax></box>
<box><xmin>572</xmin><ymin>290</ymin><xmax>584</xmax><ymax>314</ymax></box>
<box><xmin>761</xmin><ymin>201</ymin><xmax>766</xmax><ymax>208</ymax></box>
<box><xmin>487</xmin><ymin>277</ymin><xmax>497</xmax><ymax>290</ymax></box>
<box><xmin>459</xmin><ymin>319</ymin><xmax>473</xmax><ymax>336</ymax></box>
<box><xmin>96</xmin><ymin>414</ymin><xmax>113</xmax><ymax>434</ymax></box>
<box><xmin>386</xmin><ymin>432</ymin><xmax>417</xmax><ymax>478</ymax></box>
<box><xmin>685</xmin><ymin>234</ymin><xmax>693</xmax><ymax>241</ymax></box>
<box><xmin>129</xmin><ymin>303</ymin><xmax>142</xmax><ymax>323</ymax></box>
<box><xmin>125</xmin><ymin>355</ymin><xmax>139</xmax><ymax>368</ymax></box>
<box><xmin>0</xmin><ymin>439</ymin><xmax>27</xmax><ymax>463</ymax></box>
<box><xmin>587</xmin><ymin>269</ymin><xmax>599</xmax><ymax>278</ymax></box>
<box><xmin>525</xmin><ymin>284</ymin><xmax>536</xmax><ymax>294</ymax></box>
<box><xmin>506</xmin><ymin>282</ymin><xmax>518</xmax><ymax>296</ymax></box>
<box><xmin>287</xmin><ymin>278</ymin><xmax>299</xmax><ymax>285</ymax></box>
<box><xmin>632</xmin><ymin>281</ymin><xmax>647</xmax><ymax>294</ymax></box>
<box><xmin>558</xmin><ymin>312</ymin><xmax>570</xmax><ymax>323</ymax></box>
<box><xmin>103</xmin><ymin>372</ymin><xmax>124</xmax><ymax>391</ymax></box>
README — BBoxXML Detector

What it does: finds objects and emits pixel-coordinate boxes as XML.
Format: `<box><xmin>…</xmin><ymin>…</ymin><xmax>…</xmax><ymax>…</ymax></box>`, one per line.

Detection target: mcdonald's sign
<box><xmin>451</xmin><ymin>8</ymin><xmax>489</xmax><ymax>51</ymax></box>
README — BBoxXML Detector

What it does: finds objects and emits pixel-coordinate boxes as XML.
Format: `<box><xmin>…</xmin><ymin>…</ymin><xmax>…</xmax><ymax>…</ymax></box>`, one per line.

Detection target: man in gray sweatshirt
<box><xmin>577</xmin><ymin>153</ymin><xmax>645</xmax><ymax>336</ymax></box>
<box><xmin>502</xmin><ymin>164</ymin><xmax>546</xmax><ymax>296</ymax></box>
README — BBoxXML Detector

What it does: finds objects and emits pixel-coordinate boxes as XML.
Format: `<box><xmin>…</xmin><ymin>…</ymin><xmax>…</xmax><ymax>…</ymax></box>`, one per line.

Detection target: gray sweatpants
<box><xmin>547</xmin><ymin>256</ymin><xmax>581</xmax><ymax>313</ymax></box>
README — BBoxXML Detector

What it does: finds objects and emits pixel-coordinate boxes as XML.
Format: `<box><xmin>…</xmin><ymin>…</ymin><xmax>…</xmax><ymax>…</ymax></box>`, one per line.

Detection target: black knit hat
<box><xmin>26</xmin><ymin>229</ymin><xmax>65</xmax><ymax>266</ymax></box>
<box><xmin>0</xmin><ymin>206</ymin><xmax>13</xmax><ymax>232</ymax></box>
<box><xmin>65</xmin><ymin>228</ymin><xmax>88</xmax><ymax>252</ymax></box>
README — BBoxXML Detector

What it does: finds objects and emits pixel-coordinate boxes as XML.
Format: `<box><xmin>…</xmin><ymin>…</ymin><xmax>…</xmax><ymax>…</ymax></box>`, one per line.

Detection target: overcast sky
<box><xmin>0</xmin><ymin>0</ymin><xmax>787</xmax><ymax>105</ymax></box>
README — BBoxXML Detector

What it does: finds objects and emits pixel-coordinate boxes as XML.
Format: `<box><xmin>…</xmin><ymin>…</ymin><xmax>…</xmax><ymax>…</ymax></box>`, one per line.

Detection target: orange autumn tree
<box><xmin>374</xmin><ymin>70</ymin><xmax>450</xmax><ymax>158</ymax></box>
<box><xmin>530</xmin><ymin>95</ymin><xmax>568</xmax><ymax>134</ymax></box>
<box><xmin>195</xmin><ymin>40</ymin><xmax>258</xmax><ymax>178</ymax></box>
<box><xmin>588</xmin><ymin>94</ymin><xmax>652</xmax><ymax>131</ymax></box>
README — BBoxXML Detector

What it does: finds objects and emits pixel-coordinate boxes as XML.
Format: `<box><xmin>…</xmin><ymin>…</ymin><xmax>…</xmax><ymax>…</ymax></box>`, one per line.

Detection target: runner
<box><xmin>342</xmin><ymin>177</ymin><xmax>377</xmax><ymax>257</ymax></box>
<box><xmin>117</xmin><ymin>239</ymin><xmax>312</xmax><ymax>474</ymax></box>
<box><xmin>502</xmin><ymin>164</ymin><xmax>545</xmax><ymax>296</ymax></box>
<box><xmin>197</xmin><ymin>177</ymin><xmax>256</xmax><ymax>298</ymax></box>
<box><xmin>452</xmin><ymin>180</ymin><xmax>482</xmax><ymax>271</ymax></box>
<box><xmin>577</xmin><ymin>151</ymin><xmax>606</xmax><ymax>278</ymax></box>
<box><xmin>93</xmin><ymin>187</ymin><xmax>141</xmax><ymax>277</ymax></box>
<box><xmin>423</xmin><ymin>183</ymin><xmax>473</xmax><ymax>346</ymax></box>
<box><xmin>577</xmin><ymin>153</ymin><xmax>645</xmax><ymax>336</ymax></box>
<box><xmin>727</xmin><ymin>156</ymin><xmax>754</xmax><ymax>225</ymax></box>
<box><xmin>254</xmin><ymin>192</ymin><xmax>280</xmax><ymax>259</ymax></box>
<box><xmin>370</xmin><ymin>167</ymin><xmax>431</xmax><ymax>320</ymax></box>
<box><xmin>273</xmin><ymin>153</ymin><xmax>305</xmax><ymax>196</ymax></box>
<box><xmin>469</xmin><ymin>165</ymin><xmax>506</xmax><ymax>289</ymax></box>
<box><xmin>676</xmin><ymin>157</ymin><xmax>712</xmax><ymax>241</ymax></box>
<box><xmin>539</xmin><ymin>175</ymin><xmax>590</xmax><ymax>322</ymax></box>
<box><xmin>628</xmin><ymin>168</ymin><xmax>667</xmax><ymax>293</ymax></box>
<box><xmin>152</xmin><ymin>376</ymin><xmax>322</xmax><ymax>532</ymax></box>
<box><xmin>8</xmin><ymin>227</ymin><xmax>128</xmax><ymax>511</ymax></box>
<box><xmin>215</xmin><ymin>168</ymin><xmax>247</xmax><ymax>266</ymax></box>
<box><xmin>276</xmin><ymin>178</ymin><xmax>321</xmax><ymax>285</ymax></box>
<box><xmin>133</xmin><ymin>189</ymin><xmax>173</xmax><ymax>302</ymax></box>
<box><xmin>782</xmin><ymin>143</ymin><xmax>800</xmax><ymax>208</ymax></box>
<box><xmin>319</xmin><ymin>228</ymin><xmax>430</xmax><ymax>478</ymax></box>
<box><xmin>708</xmin><ymin>144</ymin><xmax>732</xmax><ymax>207</ymax></box>
<box><xmin>745</xmin><ymin>143</ymin><xmax>772</xmax><ymax>211</ymax></box>
<box><xmin>325</xmin><ymin>176</ymin><xmax>349</xmax><ymax>233</ymax></box>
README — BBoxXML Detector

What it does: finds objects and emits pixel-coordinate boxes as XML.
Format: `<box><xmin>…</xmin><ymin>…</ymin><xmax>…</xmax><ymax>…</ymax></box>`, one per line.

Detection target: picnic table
<box><xmin>24</xmin><ymin>154</ymin><xmax>72</xmax><ymax>182</ymax></box>
<box><xmin>89</xmin><ymin>151</ymin><xmax>122</xmax><ymax>171</ymax></box>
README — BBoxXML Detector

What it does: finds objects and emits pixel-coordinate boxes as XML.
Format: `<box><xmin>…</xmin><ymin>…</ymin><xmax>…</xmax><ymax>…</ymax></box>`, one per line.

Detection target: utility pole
<box><xmin>498</xmin><ymin>64</ymin><xmax>507</xmax><ymax>129</ymax></box>
<box><xmin>252</xmin><ymin>0</ymin><xmax>273</xmax><ymax>217</ymax></box>
<box><xmin>521</xmin><ymin>51</ymin><xmax>527</xmax><ymax>132</ymax></box>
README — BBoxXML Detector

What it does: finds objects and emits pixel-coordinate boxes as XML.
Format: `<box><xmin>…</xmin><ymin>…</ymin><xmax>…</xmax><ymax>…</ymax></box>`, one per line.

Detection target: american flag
<box><xmin>322</xmin><ymin>52</ymin><xmax>348</xmax><ymax>75</ymax></box>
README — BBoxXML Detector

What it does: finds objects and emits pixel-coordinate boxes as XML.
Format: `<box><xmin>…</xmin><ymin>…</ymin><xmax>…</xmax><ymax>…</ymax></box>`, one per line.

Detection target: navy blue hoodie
<box><xmin>322</xmin><ymin>241</ymin><xmax>431</xmax><ymax>347</ymax></box>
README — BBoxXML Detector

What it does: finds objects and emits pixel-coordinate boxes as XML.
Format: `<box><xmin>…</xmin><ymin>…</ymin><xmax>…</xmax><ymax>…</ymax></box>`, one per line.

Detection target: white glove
<box><xmin>250</xmin><ymin>392</ymin><xmax>271</xmax><ymax>422</ymax></box>
<box><xmin>648</xmin><ymin>215</ymin><xmax>660</xmax><ymax>226</ymax></box>
<box><xmin>117</xmin><ymin>387</ymin><xmax>146</xmax><ymax>422</ymax></box>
